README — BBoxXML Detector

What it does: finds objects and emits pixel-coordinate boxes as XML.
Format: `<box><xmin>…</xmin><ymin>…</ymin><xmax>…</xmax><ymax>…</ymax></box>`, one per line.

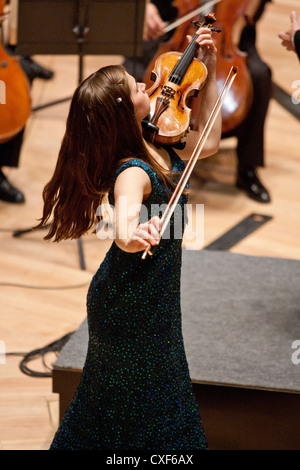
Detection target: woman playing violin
<box><xmin>125</xmin><ymin>0</ymin><xmax>273</xmax><ymax>204</ymax></box>
<box><xmin>39</xmin><ymin>27</ymin><xmax>220</xmax><ymax>450</ymax></box>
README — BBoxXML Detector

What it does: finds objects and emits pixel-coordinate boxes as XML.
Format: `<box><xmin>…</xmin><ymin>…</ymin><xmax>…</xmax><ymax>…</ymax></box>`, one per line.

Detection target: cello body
<box><xmin>0</xmin><ymin>0</ymin><xmax>31</xmax><ymax>143</ymax></box>
<box><xmin>213</xmin><ymin>0</ymin><xmax>253</xmax><ymax>133</ymax></box>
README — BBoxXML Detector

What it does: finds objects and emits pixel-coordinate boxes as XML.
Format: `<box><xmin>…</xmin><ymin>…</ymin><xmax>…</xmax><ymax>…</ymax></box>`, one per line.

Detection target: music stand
<box><xmin>14</xmin><ymin>0</ymin><xmax>146</xmax><ymax>269</ymax></box>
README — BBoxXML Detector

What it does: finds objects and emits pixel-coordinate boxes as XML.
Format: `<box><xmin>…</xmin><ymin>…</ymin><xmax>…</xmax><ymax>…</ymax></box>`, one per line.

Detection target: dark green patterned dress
<box><xmin>50</xmin><ymin>149</ymin><xmax>207</xmax><ymax>450</ymax></box>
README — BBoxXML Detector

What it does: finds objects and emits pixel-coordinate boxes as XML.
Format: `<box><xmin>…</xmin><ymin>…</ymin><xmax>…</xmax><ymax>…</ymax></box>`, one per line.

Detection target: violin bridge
<box><xmin>151</xmin><ymin>85</ymin><xmax>176</xmax><ymax>126</ymax></box>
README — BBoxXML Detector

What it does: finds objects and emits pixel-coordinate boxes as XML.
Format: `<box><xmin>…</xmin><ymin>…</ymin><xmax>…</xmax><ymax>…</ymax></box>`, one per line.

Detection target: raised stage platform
<box><xmin>52</xmin><ymin>250</ymin><xmax>300</xmax><ymax>450</ymax></box>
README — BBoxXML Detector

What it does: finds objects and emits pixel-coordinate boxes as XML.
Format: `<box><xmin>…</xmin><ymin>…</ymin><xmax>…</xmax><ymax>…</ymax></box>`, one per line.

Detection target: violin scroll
<box><xmin>191</xmin><ymin>12</ymin><xmax>221</xmax><ymax>33</ymax></box>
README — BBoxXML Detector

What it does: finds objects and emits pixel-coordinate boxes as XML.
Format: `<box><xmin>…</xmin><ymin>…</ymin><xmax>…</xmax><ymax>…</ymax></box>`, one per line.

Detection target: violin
<box><xmin>142</xmin><ymin>12</ymin><xmax>220</xmax><ymax>147</ymax></box>
<box><xmin>143</xmin><ymin>0</ymin><xmax>256</xmax><ymax>136</ymax></box>
<box><xmin>0</xmin><ymin>0</ymin><xmax>31</xmax><ymax>143</ymax></box>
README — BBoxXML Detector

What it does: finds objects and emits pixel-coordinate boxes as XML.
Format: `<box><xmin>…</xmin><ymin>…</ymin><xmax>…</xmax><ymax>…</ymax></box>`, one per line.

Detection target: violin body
<box><xmin>0</xmin><ymin>0</ymin><xmax>31</xmax><ymax>143</ymax></box>
<box><xmin>145</xmin><ymin>51</ymin><xmax>207</xmax><ymax>145</ymax></box>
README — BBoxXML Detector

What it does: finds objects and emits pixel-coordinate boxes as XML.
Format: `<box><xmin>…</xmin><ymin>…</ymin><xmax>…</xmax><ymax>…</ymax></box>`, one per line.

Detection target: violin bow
<box><xmin>142</xmin><ymin>66</ymin><xmax>238</xmax><ymax>260</ymax></box>
<box><xmin>163</xmin><ymin>0</ymin><xmax>222</xmax><ymax>34</ymax></box>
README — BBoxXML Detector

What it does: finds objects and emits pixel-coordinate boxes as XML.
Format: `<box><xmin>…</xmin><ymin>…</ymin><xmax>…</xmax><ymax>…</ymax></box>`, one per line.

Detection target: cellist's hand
<box><xmin>144</xmin><ymin>3</ymin><xmax>165</xmax><ymax>41</ymax></box>
<box><xmin>278</xmin><ymin>11</ymin><xmax>300</xmax><ymax>53</ymax></box>
<box><xmin>187</xmin><ymin>27</ymin><xmax>217</xmax><ymax>78</ymax></box>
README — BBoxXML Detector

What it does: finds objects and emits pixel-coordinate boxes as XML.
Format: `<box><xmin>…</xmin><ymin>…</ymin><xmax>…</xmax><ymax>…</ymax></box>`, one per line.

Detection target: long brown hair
<box><xmin>35</xmin><ymin>65</ymin><xmax>175</xmax><ymax>242</ymax></box>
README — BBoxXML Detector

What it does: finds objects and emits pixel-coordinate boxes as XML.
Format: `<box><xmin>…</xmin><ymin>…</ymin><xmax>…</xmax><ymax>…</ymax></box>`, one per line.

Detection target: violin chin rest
<box><xmin>141</xmin><ymin>118</ymin><xmax>159</xmax><ymax>135</ymax></box>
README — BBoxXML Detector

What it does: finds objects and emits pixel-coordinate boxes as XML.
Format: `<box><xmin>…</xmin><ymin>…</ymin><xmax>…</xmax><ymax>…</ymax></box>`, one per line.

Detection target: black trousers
<box><xmin>0</xmin><ymin>50</ymin><xmax>32</xmax><ymax>169</ymax></box>
<box><xmin>0</xmin><ymin>128</ymin><xmax>25</xmax><ymax>168</ymax></box>
<box><xmin>222</xmin><ymin>24</ymin><xmax>272</xmax><ymax>169</ymax></box>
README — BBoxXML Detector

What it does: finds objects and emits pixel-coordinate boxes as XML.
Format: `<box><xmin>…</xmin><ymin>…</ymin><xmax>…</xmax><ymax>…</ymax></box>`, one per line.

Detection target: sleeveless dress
<box><xmin>50</xmin><ymin>149</ymin><xmax>207</xmax><ymax>450</ymax></box>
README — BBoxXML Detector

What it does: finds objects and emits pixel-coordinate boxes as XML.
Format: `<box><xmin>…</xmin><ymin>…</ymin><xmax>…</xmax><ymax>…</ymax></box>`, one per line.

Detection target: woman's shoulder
<box><xmin>113</xmin><ymin>158</ymin><xmax>157</xmax><ymax>183</ymax></box>
<box><xmin>109</xmin><ymin>159</ymin><xmax>157</xmax><ymax>205</ymax></box>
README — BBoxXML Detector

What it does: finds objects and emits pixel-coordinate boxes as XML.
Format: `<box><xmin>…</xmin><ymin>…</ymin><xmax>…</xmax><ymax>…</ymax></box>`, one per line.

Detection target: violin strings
<box><xmin>169</xmin><ymin>36</ymin><xmax>195</xmax><ymax>82</ymax></box>
<box><xmin>169</xmin><ymin>34</ymin><xmax>199</xmax><ymax>85</ymax></box>
<box><xmin>170</xmin><ymin>37</ymin><xmax>196</xmax><ymax>83</ymax></box>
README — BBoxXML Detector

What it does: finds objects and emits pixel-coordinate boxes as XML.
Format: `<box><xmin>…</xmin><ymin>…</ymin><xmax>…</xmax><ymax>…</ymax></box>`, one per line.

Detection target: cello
<box><xmin>143</xmin><ymin>0</ymin><xmax>255</xmax><ymax>135</ymax></box>
<box><xmin>0</xmin><ymin>0</ymin><xmax>31</xmax><ymax>143</ymax></box>
<box><xmin>212</xmin><ymin>0</ymin><xmax>254</xmax><ymax>133</ymax></box>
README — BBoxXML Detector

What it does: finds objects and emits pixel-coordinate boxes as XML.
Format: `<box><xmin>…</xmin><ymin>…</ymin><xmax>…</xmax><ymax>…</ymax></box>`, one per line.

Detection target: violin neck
<box><xmin>168</xmin><ymin>34</ymin><xmax>199</xmax><ymax>85</ymax></box>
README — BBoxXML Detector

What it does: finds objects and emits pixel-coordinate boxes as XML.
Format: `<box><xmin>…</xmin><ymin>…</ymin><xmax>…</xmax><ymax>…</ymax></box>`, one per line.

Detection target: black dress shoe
<box><xmin>236</xmin><ymin>168</ymin><xmax>271</xmax><ymax>203</ymax></box>
<box><xmin>20</xmin><ymin>56</ymin><xmax>54</xmax><ymax>82</ymax></box>
<box><xmin>0</xmin><ymin>173</ymin><xmax>25</xmax><ymax>203</ymax></box>
<box><xmin>5</xmin><ymin>46</ymin><xmax>54</xmax><ymax>82</ymax></box>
